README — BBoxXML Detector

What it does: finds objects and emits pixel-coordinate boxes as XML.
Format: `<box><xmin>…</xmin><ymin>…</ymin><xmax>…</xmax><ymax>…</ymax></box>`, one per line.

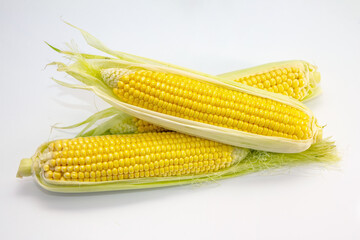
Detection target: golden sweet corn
<box><xmin>43</xmin><ymin>132</ymin><xmax>235</xmax><ymax>181</ymax></box>
<box><xmin>17</xmin><ymin>132</ymin><xmax>250</xmax><ymax>192</ymax></box>
<box><xmin>50</xmin><ymin>24</ymin><xmax>322</xmax><ymax>153</ymax></box>
<box><xmin>15</xmin><ymin>23</ymin><xmax>339</xmax><ymax>194</ymax></box>
<box><xmin>105</xmin><ymin>68</ymin><xmax>313</xmax><ymax>141</ymax></box>
<box><xmin>58</xmin><ymin>60</ymin><xmax>320</xmax><ymax>137</ymax></box>
<box><xmin>53</xmin><ymin>60</ymin><xmax>322</xmax><ymax>152</ymax></box>
<box><xmin>17</xmin><ymin>132</ymin><xmax>338</xmax><ymax>193</ymax></box>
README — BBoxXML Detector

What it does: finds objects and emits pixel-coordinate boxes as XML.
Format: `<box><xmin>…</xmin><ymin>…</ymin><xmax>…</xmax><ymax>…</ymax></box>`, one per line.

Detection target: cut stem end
<box><xmin>16</xmin><ymin>158</ymin><xmax>33</xmax><ymax>178</ymax></box>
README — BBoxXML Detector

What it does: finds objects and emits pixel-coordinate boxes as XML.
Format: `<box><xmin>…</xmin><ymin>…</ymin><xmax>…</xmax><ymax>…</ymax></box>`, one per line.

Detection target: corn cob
<box><xmin>16</xmin><ymin>131</ymin><xmax>338</xmax><ymax>193</ymax></box>
<box><xmin>42</xmin><ymin>132</ymin><xmax>240</xmax><ymax>181</ymax></box>
<box><xmin>104</xmin><ymin>67</ymin><xmax>315</xmax><ymax>142</ymax></box>
<box><xmin>50</xmin><ymin>25</ymin><xmax>323</xmax><ymax>153</ymax></box>
<box><xmin>17</xmin><ymin>132</ymin><xmax>249</xmax><ymax>192</ymax></box>
<box><xmin>57</xmin><ymin>59</ymin><xmax>320</xmax><ymax>136</ymax></box>
<box><xmin>100</xmin><ymin>60</ymin><xmax>320</xmax><ymax>136</ymax></box>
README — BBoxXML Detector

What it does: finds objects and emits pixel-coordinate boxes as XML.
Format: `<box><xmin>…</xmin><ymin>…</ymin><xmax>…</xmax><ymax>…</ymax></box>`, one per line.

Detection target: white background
<box><xmin>1</xmin><ymin>0</ymin><xmax>359</xmax><ymax>239</ymax></box>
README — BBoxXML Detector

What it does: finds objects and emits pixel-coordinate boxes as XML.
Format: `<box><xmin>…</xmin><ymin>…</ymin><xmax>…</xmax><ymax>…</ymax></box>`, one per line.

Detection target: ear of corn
<box><xmin>50</xmin><ymin>25</ymin><xmax>323</xmax><ymax>153</ymax></box>
<box><xmin>52</xmin><ymin>58</ymin><xmax>322</xmax><ymax>153</ymax></box>
<box><xmin>54</xmin><ymin>59</ymin><xmax>320</xmax><ymax>137</ymax></box>
<box><xmin>17</xmin><ymin>132</ymin><xmax>249</xmax><ymax>192</ymax></box>
<box><xmin>51</xmin><ymin>24</ymin><xmax>321</xmax><ymax>141</ymax></box>
<box><xmin>218</xmin><ymin>60</ymin><xmax>321</xmax><ymax>101</ymax></box>
<box><xmin>16</xmin><ymin>133</ymin><xmax>339</xmax><ymax>193</ymax></box>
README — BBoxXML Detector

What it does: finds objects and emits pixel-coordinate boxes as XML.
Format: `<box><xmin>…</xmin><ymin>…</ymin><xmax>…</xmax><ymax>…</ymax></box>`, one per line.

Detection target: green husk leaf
<box><xmin>45</xmin><ymin>41</ymin><xmax>114</xmax><ymax>60</ymax></box>
<box><xmin>80</xmin><ymin>113</ymin><xmax>138</xmax><ymax>137</ymax></box>
<box><xmin>302</xmin><ymin>86</ymin><xmax>322</xmax><ymax>102</ymax></box>
<box><xmin>54</xmin><ymin>107</ymin><xmax>122</xmax><ymax>137</ymax></box>
<box><xmin>53</xmin><ymin>23</ymin><xmax>322</xmax><ymax>104</ymax></box>
<box><xmin>64</xmin><ymin>21</ymin><xmax>214</xmax><ymax>77</ymax></box>
<box><xmin>51</xmin><ymin>44</ymin><xmax>322</xmax><ymax>104</ymax></box>
<box><xmin>55</xmin><ymin>107</ymin><xmax>119</xmax><ymax>130</ymax></box>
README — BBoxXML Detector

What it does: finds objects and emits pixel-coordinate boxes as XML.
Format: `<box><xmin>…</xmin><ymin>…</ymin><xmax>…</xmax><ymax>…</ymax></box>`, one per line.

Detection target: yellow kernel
<box><xmin>103</xmin><ymin>162</ymin><xmax>109</xmax><ymax>170</ymax></box>
<box><xmin>49</xmin><ymin>159</ymin><xmax>56</xmax><ymax>167</ymax></box>
<box><xmin>71</xmin><ymin>172</ymin><xmax>78</xmax><ymax>179</ymax></box>
<box><xmin>74</xmin><ymin>164</ymin><xmax>83</xmax><ymax>173</ymax></box>
<box><xmin>292</xmin><ymin>80</ymin><xmax>299</xmax><ymax>88</ymax></box>
<box><xmin>257</xmin><ymin>83</ymin><xmax>264</xmax><ymax>89</ymax></box>
<box><xmin>45</xmin><ymin>170</ymin><xmax>53</xmax><ymax>178</ymax></box>
<box><xmin>264</xmin><ymin>80</ymin><xmax>271</xmax><ymax>88</ymax></box>
<box><xmin>53</xmin><ymin>172</ymin><xmax>61</xmax><ymax>179</ymax></box>
<box><xmin>299</xmin><ymin>79</ymin><xmax>306</xmax><ymax>87</ymax></box>
<box><xmin>43</xmin><ymin>164</ymin><xmax>50</xmax><ymax>172</ymax></box>
<box><xmin>288</xmin><ymin>73</ymin><xmax>295</xmax><ymax>79</ymax></box>
<box><xmin>273</xmin><ymin>85</ymin><xmax>279</xmax><ymax>93</ymax></box>
<box><xmin>63</xmin><ymin>172</ymin><xmax>71</xmax><ymax>179</ymax></box>
<box><xmin>278</xmin><ymin>84</ymin><xmax>285</xmax><ymax>93</ymax></box>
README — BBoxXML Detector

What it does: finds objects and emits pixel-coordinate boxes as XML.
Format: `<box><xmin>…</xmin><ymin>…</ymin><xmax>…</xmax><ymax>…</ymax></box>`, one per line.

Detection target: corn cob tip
<box><xmin>308</xmin><ymin>64</ymin><xmax>321</xmax><ymax>87</ymax></box>
<box><xmin>101</xmin><ymin>68</ymin><xmax>132</xmax><ymax>88</ymax></box>
<box><xmin>310</xmin><ymin>71</ymin><xmax>321</xmax><ymax>87</ymax></box>
<box><xmin>313</xmin><ymin>71</ymin><xmax>321</xmax><ymax>84</ymax></box>
<box><xmin>17</xmin><ymin>158</ymin><xmax>33</xmax><ymax>178</ymax></box>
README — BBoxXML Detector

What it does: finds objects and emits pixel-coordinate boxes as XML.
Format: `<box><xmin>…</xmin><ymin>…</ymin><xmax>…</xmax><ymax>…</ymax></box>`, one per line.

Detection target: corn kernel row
<box><xmin>235</xmin><ymin>66</ymin><xmax>308</xmax><ymax>100</ymax></box>
<box><xmin>109</xmin><ymin>69</ymin><xmax>312</xmax><ymax>140</ymax></box>
<box><xmin>134</xmin><ymin>118</ymin><xmax>166</xmax><ymax>133</ymax></box>
<box><xmin>41</xmin><ymin>132</ymin><xmax>235</xmax><ymax>182</ymax></box>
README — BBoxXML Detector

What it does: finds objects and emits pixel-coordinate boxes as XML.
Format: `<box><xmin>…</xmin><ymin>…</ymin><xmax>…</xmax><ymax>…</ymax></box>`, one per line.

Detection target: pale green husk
<box><xmin>16</xmin><ymin>138</ymin><xmax>339</xmax><ymax>193</ymax></box>
<box><xmin>49</xmin><ymin>23</ymin><xmax>322</xmax><ymax>102</ymax></box>
<box><xmin>56</xmin><ymin>107</ymin><xmax>139</xmax><ymax>136</ymax></box>
<box><xmin>48</xmin><ymin>24</ymin><xmax>323</xmax><ymax>153</ymax></box>
<box><xmin>55</xmin><ymin>107</ymin><xmax>138</xmax><ymax>137</ymax></box>
<box><xmin>47</xmin><ymin>34</ymin><xmax>321</xmax><ymax>103</ymax></box>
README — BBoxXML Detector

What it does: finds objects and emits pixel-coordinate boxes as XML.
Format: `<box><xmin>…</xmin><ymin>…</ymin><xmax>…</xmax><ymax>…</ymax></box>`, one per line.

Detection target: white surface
<box><xmin>1</xmin><ymin>0</ymin><xmax>359</xmax><ymax>239</ymax></box>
